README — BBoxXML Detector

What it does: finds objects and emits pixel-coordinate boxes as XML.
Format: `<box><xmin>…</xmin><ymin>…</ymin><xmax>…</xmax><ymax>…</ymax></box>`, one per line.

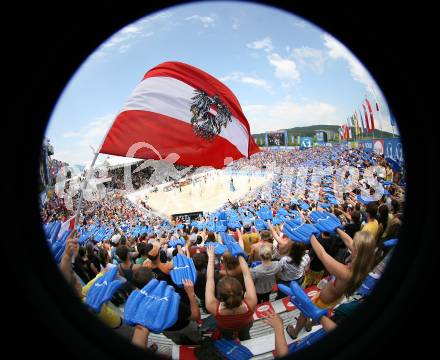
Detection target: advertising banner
<box><xmin>384</xmin><ymin>138</ymin><xmax>403</xmax><ymax>162</ymax></box>
<box><xmin>351</xmin><ymin>138</ymin><xmax>402</xmax><ymax>159</ymax></box>
<box><xmin>300</xmin><ymin>137</ymin><xmax>313</xmax><ymax>149</ymax></box>
<box><xmin>267</xmin><ymin>131</ymin><xmax>288</xmax><ymax>146</ymax></box>
<box><xmin>373</xmin><ymin>139</ymin><xmax>384</xmax><ymax>155</ymax></box>
<box><xmin>357</xmin><ymin>139</ymin><xmax>373</xmax><ymax>152</ymax></box>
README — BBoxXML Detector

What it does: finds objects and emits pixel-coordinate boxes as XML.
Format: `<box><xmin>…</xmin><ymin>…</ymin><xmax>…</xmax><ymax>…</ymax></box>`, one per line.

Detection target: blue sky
<box><xmin>46</xmin><ymin>1</ymin><xmax>396</xmax><ymax>166</ymax></box>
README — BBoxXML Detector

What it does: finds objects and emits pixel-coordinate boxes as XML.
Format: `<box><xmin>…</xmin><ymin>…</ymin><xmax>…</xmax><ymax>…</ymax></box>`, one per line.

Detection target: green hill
<box><xmin>252</xmin><ymin>125</ymin><xmax>395</xmax><ymax>146</ymax></box>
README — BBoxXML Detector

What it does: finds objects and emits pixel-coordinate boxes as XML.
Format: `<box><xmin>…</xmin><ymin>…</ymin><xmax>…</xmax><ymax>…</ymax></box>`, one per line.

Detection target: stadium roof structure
<box><xmin>84</xmin><ymin>155</ymin><xmax>142</xmax><ymax>171</ymax></box>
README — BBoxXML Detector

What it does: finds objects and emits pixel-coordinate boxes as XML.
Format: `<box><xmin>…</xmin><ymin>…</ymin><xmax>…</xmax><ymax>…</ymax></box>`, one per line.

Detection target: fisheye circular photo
<box><xmin>38</xmin><ymin>2</ymin><xmax>405</xmax><ymax>358</ymax></box>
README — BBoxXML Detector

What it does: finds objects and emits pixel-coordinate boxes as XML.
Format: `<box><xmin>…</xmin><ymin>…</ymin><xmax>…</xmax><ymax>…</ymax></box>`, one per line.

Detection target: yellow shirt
<box><xmin>386</xmin><ymin>167</ymin><xmax>393</xmax><ymax>181</ymax></box>
<box><xmin>82</xmin><ymin>272</ymin><xmax>122</xmax><ymax>329</ymax></box>
<box><xmin>362</xmin><ymin>219</ymin><xmax>379</xmax><ymax>238</ymax></box>
<box><xmin>242</xmin><ymin>233</ymin><xmax>260</xmax><ymax>254</ymax></box>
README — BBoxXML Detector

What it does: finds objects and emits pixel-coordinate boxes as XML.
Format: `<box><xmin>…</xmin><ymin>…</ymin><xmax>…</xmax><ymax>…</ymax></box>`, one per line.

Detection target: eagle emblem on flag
<box><xmin>190</xmin><ymin>89</ymin><xmax>232</xmax><ymax>140</ymax></box>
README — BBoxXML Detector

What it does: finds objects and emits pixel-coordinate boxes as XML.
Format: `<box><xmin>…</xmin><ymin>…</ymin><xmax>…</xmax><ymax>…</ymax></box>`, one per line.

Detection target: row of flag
<box><xmin>339</xmin><ymin>97</ymin><xmax>378</xmax><ymax>140</ymax></box>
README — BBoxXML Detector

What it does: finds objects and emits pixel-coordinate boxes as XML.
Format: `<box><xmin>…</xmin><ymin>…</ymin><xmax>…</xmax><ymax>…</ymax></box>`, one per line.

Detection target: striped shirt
<box><xmin>278</xmin><ymin>253</ymin><xmax>310</xmax><ymax>282</ymax></box>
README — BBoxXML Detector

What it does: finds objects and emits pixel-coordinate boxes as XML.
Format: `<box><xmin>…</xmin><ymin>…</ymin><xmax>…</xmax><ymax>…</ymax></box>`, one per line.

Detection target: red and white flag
<box><xmin>362</xmin><ymin>103</ymin><xmax>371</xmax><ymax>132</ymax></box>
<box><xmin>365</xmin><ymin>98</ymin><xmax>375</xmax><ymax>131</ymax></box>
<box><xmin>57</xmin><ymin>215</ymin><xmax>76</xmax><ymax>240</ymax></box>
<box><xmin>99</xmin><ymin>61</ymin><xmax>260</xmax><ymax>168</ymax></box>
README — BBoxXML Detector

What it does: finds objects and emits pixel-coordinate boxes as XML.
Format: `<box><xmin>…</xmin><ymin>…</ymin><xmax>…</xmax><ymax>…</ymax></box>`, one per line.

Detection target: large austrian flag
<box><xmin>99</xmin><ymin>61</ymin><xmax>260</xmax><ymax>168</ymax></box>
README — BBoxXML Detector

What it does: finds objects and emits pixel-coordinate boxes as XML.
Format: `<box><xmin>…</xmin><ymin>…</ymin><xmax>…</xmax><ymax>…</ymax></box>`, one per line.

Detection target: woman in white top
<box><xmin>276</xmin><ymin>241</ymin><xmax>310</xmax><ymax>299</ymax></box>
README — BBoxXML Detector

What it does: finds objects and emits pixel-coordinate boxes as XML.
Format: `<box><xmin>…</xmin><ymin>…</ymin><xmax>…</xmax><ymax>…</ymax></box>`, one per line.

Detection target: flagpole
<box><xmin>352</xmin><ymin>114</ymin><xmax>357</xmax><ymax>143</ymax></box>
<box><xmin>365</xmin><ymin>95</ymin><xmax>376</xmax><ymax>142</ymax></box>
<box><xmin>370</xmin><ymin>89</ymin><xmax>385</xmax><ymax>139</ymax></box>
<box><xmin>73</xmin><ymin>109</ymin><xmax>122</xmax><ymax>226</ymax></box>
<box><xmin>74</xmin><ymin>150</ymin><xmax>100</xmax><ymax>224</ymax></box>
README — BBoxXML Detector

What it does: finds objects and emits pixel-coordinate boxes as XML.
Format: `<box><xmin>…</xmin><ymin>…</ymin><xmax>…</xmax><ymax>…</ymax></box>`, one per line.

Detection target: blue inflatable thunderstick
<box><xmin>288</xmin><ymin>328</ymin><xmax>327</xmax><ymax>353</ymax></box>
<box><xmin>214</xmin><ymin>339</ymin><xmax>253</xmax><ymax>360</ymax></box>
<box><xmin>278</xmin><ymin>281</ymin><xmax>327</xmax><ymax>321</ymax></box>
<box><xmin>124</xmin><ymin>279</ymin><xmax>180</xmax><ymax>333</ymax></box>
<box><xmin>170</xmin><ymin>254</ymin><xmax>197</xmax><ymax>288</ymax></box>
<box><xmin>210</xmin><ymin>242</ymin><xmax>227</xmax><ymax>256</ymax></box>
<box><xmin>254</xmin><ymin>219</ymin><xmax>267</xmax><ymax>231</ymax></box>
<box><xmin>227</xmin><ymin>220</ymin><xmax>242</xmax><ymax>230</ymax></box>
<box><xmin>283</xmin><ymin>222</ymin><xmax>320</xmax><ymax>245</ymax></box>
<box><xmin>85</xmin><ymin>266</ymin><xmax>125</xmax><ymax>313</ymax></box>
<box><xmin>169</xmin><ymin>237</ymin><xmax>186</xmax><ymax>248</ymax></box>
<box><xmin>222</xmin><ymin>233</ymin><xmax>248</xmax><ymax>259</ymax></box>
<box><xmin>356</xmin><ymin>273</ymin><xmax>380</xmax><ymax>297</ymax></box>
<box><xmin>383</xmin><ymin>238</ymin><xmax>398</xmax><ymax>248</ymax></box>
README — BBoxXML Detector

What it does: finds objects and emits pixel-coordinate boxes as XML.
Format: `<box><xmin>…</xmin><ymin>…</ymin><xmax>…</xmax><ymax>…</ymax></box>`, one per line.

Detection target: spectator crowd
<box><xmin>42</xmin><ymin>145</ymin><xmax>405</xmax><ymax>358</ymax></box>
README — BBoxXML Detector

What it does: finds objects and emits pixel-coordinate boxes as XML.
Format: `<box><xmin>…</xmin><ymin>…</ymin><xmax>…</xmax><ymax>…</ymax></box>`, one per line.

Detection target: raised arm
<box><xmin>201</xmin><ymin>228</ymin><xmax>208</xmax><ymax>242</ymax></box>
<box><xmin>339</xmin><ymin>210</ymin><xmax>352</xmax><ymax>223</ymax></box>
<box><xmin>310</xmin><ymin>235</ymin><xmax>351</xmax><ymax>281</ymax></box>
<box><xmin>236</xmin><ymin>228</ymin><xmax>245</xmax><ymax>250</ymax></box>
<box><xmin>239</xmin><ymin>255</ymin><xmax>257</xmax><ymax>310</ymax></box>
<box><xmin>320</xmin><ymin>315</ymin><xmax>338</xmax><ymax>332</ymax></box>
<box><xmin>177</xmin><ymin>240</ymin><xmax>188</xmax><ymax>257</ymax></box>
<box><xmin>183</xmin><ymin>279</ymin><xmax>200</xmax><ymax>321</ymax></box>
<box><xmin>131</xmin><ymin>325</ymin><xmax>150</xmax><ymax>349</ymax></box>
<box><xmin>205</xmin><ymin>245</ymin><xmax>219</xmax><ymax>314</ymax></box>
<box><xmin>268</xmin><ymin>220</ymin><xmax>282</xmax><ymax>243</ymax></box>
<box><xmin>263</xmin><ymin>311</ymin><xmax>288</xmax><ymax>358</ymax></box>
<box><xmin>336</xmin><ymin>228</ymin><xmax>354</xmax><ymax>253</ymax></box>
<box><xmin>59</xmin><ymin>230</ymin><xmax>79</xmax><ymax>285</ymax></box>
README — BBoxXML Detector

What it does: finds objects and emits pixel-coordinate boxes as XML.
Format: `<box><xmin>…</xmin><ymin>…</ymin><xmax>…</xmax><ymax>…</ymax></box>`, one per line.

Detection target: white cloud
<box><xmin>220</xmin><ymin>72</ymin><xmax>272</xmax><ymax>93</ymax></box>
<box><xmin>121</xmin><ymin>25</ymin><xmax>142</xmax><ymax>34</ymax></box>
<box><xmin>80</xmin><ymin>113</ymin><xmax>115</xmax><ymax>149</ymax></box>
<box><xmin>247</xmin><ymin>37</ymin><xmax>273</xmax><ymax>53</ymax></box>
<box><xmin>322</xmin><ymin>33</ymin><xmax>395</xmax><ymax>133</ymax></box>
<box><xmin>323</xmin><ymin>33</ymin><xmax>373</xmax><ymax>92</ymax></box>
<box><xmin>247</xmin><ymin>37</ymin><xmax>300</xmax><ymax>86</ymax></box>
<box><xmin>185</xmin><ymin>15</ymin><xmax>215</xmax><ymax>28</ymax></box>
<box><xmin>292</xmin><ymin>46</ymin><xmax>326</xmax><ymax>73</ymax></box>
<box><xmin>142</xmin><ymin>11</ymin><xmax>173</xmax><ymax>22</ymax></box>
<box><xmin>294</xmin><ymin>20</ymin><xmax>306</xmax><ymax>28</ymax></box>
<box><xmin>241</xmin><ymin>77</ymin><xmax>268</xmax><ymax>87</ymax></box>
<box><xmin>243</xmin><ymin>100</ymin><xmax>339</xmax><ymax>134</ymax></box>
<box><xmin>103</xmin><ymin>34</ymin><xmax>132</xmax><ymax>48</ymax></box>
<box><xmin>267</xmin><ymin>53</ymin><xmax>300</xmax><ymax>86</ymax></box>
<box><xmin>54</xmin><ymin>114</ymin><xmax>116</xmax><ymax>166</ymax></box>
<box><xmin>63</xmin><ymin>131</ymin><xmax>81</xmax><ymax>138</ymax></box>
<box><xmin>93</xmin><ymin>23</ymin><xmax>154</xmax><ymax>59</ymax></box>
